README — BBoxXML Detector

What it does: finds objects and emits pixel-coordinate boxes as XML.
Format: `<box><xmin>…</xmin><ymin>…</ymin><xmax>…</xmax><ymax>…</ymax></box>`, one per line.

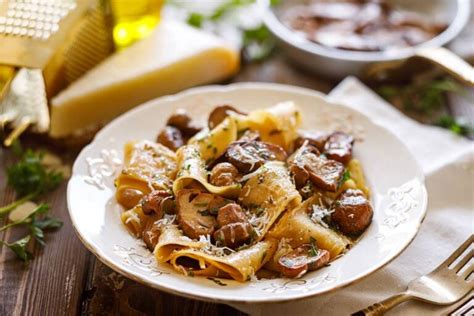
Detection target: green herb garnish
<box><xmin>338</xmin><ymin>170</ymin><xmax>351</xmax><ymax>188</ymax></box>
<box><xmin>0</xmin><ymin>145</ymin><xmax>63</xmax><ymax>216</ymax></box>
<box><xmin>0</xmin><ymin>142</ymin><xmax>64</xmax><ymax>263</ymax></box>
<box><xmin>0</xmin><ymin>204</ymin><xmax>63</xmax><ymax>262</ymax></box>
<box><xmin>207</xmin><ymin>277</ymin><xmax>227</xmax><ymax>286</ymax></box>
<box><xmin>182</xmin><ymin>0</ymin><xmax>277</xmax><ymax>62</ymax></box>
<box><xmin>436</xmin><ymin>115</ymin><xmax>472</xmax><ymax>137</ymax></box>
<box><xmin>0</xmin><ymin>236</ymin><xmax>33</xmax><ymax>262</ymax></box>
<box><xmin>309</xmin><ymin>237</ymin><xmax>319</xmax><ymax>257</ymax></box>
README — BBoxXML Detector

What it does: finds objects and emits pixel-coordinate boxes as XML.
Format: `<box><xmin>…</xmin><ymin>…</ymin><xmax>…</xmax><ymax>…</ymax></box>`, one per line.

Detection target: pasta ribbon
<box><xmin>173</xmin><ymin>144</ymin><xmax>241</xmax><ymax>198</ymax></box>
<box><xmin>268</xmin><ymin>196</ymin><xmax>351</xmax><ymax>259</ymax></box>
<box><xmin>189</xmin><ymin>117</ymin><xmax>237</xmax><ymax>163</ymax></box>
<box><xmin>239</xmin><ymin>161</ymin><xmax>301</xmax><ymax>240</ymax></box>
<box><xmin>236</xmin><ymin>101</ymin><xmax>301</xmax><ymax>152</ymax></box>
<box><xmin>115</xmin><ymin>140</ymin><xmax>177</xmax><ymax>207</ymax></box>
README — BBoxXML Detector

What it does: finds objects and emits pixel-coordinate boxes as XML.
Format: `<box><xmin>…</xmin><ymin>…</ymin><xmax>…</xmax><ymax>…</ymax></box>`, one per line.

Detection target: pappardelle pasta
<box><xmin>115</xmin><ymin>102</ymin><xmax>373</xmax><ymax>281</ymax></box>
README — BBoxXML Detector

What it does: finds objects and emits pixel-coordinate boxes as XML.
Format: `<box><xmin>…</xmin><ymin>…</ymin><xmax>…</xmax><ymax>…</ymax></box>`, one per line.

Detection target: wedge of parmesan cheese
<box><xmin>50</xmin><ymin>20</ymin><xmax>240</xmax><ymax>138</ymax></box>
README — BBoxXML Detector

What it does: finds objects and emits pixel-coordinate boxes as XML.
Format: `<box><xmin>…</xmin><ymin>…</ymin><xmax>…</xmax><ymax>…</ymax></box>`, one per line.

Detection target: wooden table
<box><xmin>0</xmin><ymin>53</ymin><xmax>469</xmax><ymax>315</ymax></box>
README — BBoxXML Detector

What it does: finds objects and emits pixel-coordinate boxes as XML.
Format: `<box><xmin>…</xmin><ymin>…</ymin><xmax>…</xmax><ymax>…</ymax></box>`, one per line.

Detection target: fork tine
<box><xmin>440</xmin><ymin>235</ymin><xmax>474</xmax><ymax>268</ymax></box>
<box><xmin>454</xmin><ymin>248</ymin><xmax>474</xmax><ymax>273</ymax></box>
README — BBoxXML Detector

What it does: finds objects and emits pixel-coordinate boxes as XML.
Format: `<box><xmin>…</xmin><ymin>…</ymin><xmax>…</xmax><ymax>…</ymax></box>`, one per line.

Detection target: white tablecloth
<box><xmin>230</xmin><ymin>77</ymin><xmax>474</xmax><ymax>316</ymax></box>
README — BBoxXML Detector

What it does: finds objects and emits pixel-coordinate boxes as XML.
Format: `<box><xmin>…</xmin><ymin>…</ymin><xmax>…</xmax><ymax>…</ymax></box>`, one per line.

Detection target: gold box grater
<box><xmin>0</xmin><ymin>0</ymin><xmax>114</xmax><ymax>145</ymax></box>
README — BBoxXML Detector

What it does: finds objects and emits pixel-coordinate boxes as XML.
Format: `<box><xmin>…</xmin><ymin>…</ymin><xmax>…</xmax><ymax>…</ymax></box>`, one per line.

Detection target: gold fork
<box><xmin>353</xmin><ymin>235</ymin><xmax>474</xmax><ymax>316</ymax></box>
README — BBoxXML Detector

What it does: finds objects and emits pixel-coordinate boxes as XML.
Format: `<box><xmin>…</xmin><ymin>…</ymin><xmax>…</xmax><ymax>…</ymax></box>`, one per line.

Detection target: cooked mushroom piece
<box><xmin>167</xmin><ymin>109</ymin><xmax>191</xmax><ymax>130</ymax></box>
<box><xmin>209</xmin><ymin>162</ymin><xmax>240</xmax><ymax>187</ymax></box>
<box><xmin>142</xmin><ymin>216</ymin><xmax>162</xmax><ymax>251</ymax></box>
<box><xmin>294</xmin><ymin>131</ymin><xmax>330</xmax><ymax>152</ymax></box>
<box><xmin>167</xmin><ymin>109</ymin><xmax>201</xmax><ymax>138</ymax></box>
<box><xmin>324</xmin><ymin>132</ymin><xmax>354</xmax><ymax>164</ymax></box>
<box><xmin>277</xmin><ymin>245</ymin><xmax>330</xmax><ymax>278</ymax></box>
<box><xmin>213</xmin><ymin>222</ymin><xmax>253</xmax><ymax>249</ymax></box>
<box><xmin>226</xmin><ymin>141</ymin><xmax>288</xmax><ymax>173</ymax></box>
<box><xmin>176</xmin><ymin>190</ymin><xmax>229</xmax><ymax>239</ymax></box>
<box><xmin>288</xmin><ymin>143</ymin><xmax>344</xmax><ymax>192</ymax></box>
<box><xmin>216</xmin><ymin>203</ymin><xmax>247</xmax><ymax>227</ymax></box>
<box><xmin>208</xmin><ymin>105</ymin><xmax>246</xmax><ymax>129</ymax></box>
<box><xmin>116</xmin><ymin>187</ymin><xmax>144</xmax><ymax>209</ymax></box>
<box><xmin>288</xmin><ymin>163</ymin><xmax>310</xmax><ymax>190</ymax></box>
<box><xmin>157</xmin><ymin>126</ymin><xmax>184</xmax><ymax>151</ymax></box>
<box><xmin>141</xmin><ymin>190</ymin><xmax>171</xmax><ymax>216</ymax></box>
<box><xmin>331</xmin><ymin>189</ymin><xmax>373</xmax><ymax>236</ymax></box>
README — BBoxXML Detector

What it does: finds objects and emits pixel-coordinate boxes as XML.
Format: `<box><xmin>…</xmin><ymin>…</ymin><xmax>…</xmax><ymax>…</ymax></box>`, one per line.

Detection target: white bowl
<box><xmin>67</xmin><ymin>83</ymin><xmax>427</xmax><ymax>303</ymax></box>
<box><xmin>260</xmin><ymin>0</ymin><xmax>470</xmax><ymax>79</ymax></box>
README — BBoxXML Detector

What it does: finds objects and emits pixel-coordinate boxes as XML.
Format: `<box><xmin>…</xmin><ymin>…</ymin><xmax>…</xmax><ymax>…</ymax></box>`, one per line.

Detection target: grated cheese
<box><xmin>310</xmin><ymin>204</ymin><xmax>333</xmax><ymax>228</ymax></box>
<box><xmin>198</xmin><ymin>234</ymin><xmax>235</xmax><ymax>257</ymax></box>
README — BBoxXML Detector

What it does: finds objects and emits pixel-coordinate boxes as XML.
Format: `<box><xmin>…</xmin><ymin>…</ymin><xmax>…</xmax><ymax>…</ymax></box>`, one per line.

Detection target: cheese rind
<box><xmin>50</xmin><ymin>20</ymin><xmax>240</xmax><ymax>138</ymax></box>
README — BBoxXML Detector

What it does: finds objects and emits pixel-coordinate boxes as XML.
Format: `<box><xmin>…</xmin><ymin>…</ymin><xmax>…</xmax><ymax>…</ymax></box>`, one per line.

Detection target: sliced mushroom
<box><xmin>176</xmin><ymin>190</ymin><xmax>229</xmax><ymax>239</ymax></box>
<box><xmin>331</xmin><ymin>189</ymin><xmax>373</xmax><ymax>236</ymax></box>
<box><xmin>209</xmin><ymin>162</ymin><xmax>240</xmax><ymax>187</ymax></box>
<box><xmin>288</xmin><ymin>143</ymin><xmax>344</xmax><ymax>192</ymax></box>
<box><xmin>216</xmin><ymin>203</ymin><xmax>247</xmax><ymax>227</ymax></box>
<box><xmin>226</xmin><ymin>141</ymin><xmax>287</xmax><ymax>174</ymax></box>
<box><xmin>142</xmin><ymin>216</ymin><xmax>162</xmax><ymax>251</ymax></box>
<box><xmin>277</xmin><ymin>245</ymin><xmax>330</xmax><ymax>278</ymax></box>
<box><xmin>294</xmin><ymin>131</ymin><xmax>330</xmax><ymax>152</ymax></box>
<box><xmin>213</xmin><ymin>222</ymin><xmax>253</xmax><ymax>249</ymax></box>
<box><xmin>208</xmin><ymin>105</ymin><xmax>246</xmax><ymax>129</ymax></box>
<box><xmin>324</xmin><ymin>132</ymin><xmax>354</xmax><ymax>164</ymax></box>
<box><xmin>141</xmin><ymin>190</ymin><xmax>171</xmax><ymax>216</ymax></box>
<box><xmin>167</xmin><ymin>109</ymin><xmax>201</xmax><ymax>138</ymax></box>
<box><xmin>157</xmin><ymin>126</ymin><xmax>184</xmax><ymax>151</ymax></box>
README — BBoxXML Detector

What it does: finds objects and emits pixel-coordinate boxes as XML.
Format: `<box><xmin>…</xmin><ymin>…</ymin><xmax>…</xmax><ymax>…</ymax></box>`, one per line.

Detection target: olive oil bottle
<box><xmin>110</xmin><ymin>0</ymin><xmax>164</xmax><ymax>49</ymax></box>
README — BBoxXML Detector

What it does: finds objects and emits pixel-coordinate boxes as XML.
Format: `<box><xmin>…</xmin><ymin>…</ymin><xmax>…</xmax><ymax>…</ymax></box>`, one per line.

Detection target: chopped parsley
<box><xmin>309</xmin><ymin>237</ymin><xmax>319</xmax><ymax>257</ymax></box>
<box><xmin>207</xmin><ymin>277</ymin><xmax>227</xmax><ymax>286</ymax></box>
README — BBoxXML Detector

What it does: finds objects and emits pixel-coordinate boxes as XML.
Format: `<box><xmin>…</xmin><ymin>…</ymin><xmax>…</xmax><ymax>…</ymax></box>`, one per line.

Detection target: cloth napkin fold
<box><xmin>230</xmin><ymin>77</ymin><xmax>474</xmax><ymax>316</ymax></box>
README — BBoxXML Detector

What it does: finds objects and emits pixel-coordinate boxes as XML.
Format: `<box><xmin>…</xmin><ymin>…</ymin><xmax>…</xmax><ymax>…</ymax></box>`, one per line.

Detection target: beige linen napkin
<box><xmin>229</xmin><ymin>77</ymin><xmax>474</xmax><ymax>316</ymax></box>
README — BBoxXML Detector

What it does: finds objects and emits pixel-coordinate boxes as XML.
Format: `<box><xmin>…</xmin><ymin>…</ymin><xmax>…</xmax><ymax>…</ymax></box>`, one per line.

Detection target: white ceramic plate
<box><xmin>68</xmin><ymin>83</ymin><xmax>427</xmax><ymax>303</ymax></box>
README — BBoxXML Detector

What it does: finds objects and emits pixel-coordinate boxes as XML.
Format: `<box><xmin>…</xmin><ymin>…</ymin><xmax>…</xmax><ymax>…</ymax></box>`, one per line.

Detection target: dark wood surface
<box><xmin>0</xmin><ymin>52</ymin><xmax>470</xmax><ymax>316</ymax></box>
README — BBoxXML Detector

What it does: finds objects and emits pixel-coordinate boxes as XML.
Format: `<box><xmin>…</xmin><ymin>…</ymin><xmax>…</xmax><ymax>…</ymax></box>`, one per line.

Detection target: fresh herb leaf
<box><xmin>29</xmin><ymin>225</ymin><xmax>45</xmax><ymax>246</ymax></box>
<box><xmin>33</xmin><ymin>216</ymin><xmax>63</xmax><ymax>230</ymax></box>
<box><xmin>210</xmin><ymin>0</ymin><xmax>254</xmax><ymax>21</ymax></box>
<box><xmin>187</xmin><ymin>12</ymin><xmax>205</xmax><ymax>28</ymax></box>
<box><xmin>6</xmin><ymin>149</ymin><xmax>63</xmax><ymax>198</ymax></box>
<box><xmin>340</xmin><ymin>170</ymin><xmax>351</xmax><ymax>185</ymax></box>
<box><xmin>309</xmin><ymin>236</ymin><xmax>319</xmax><ymax>257</ymax></box>
<box><xmin>0</xmin><ymin>204</ymin><xmax>50</xmax><ymax>232</ymax></box>
<box><xmin>241</xmin><ymin>24</ymin><xmax>275</xmax><ymax>62</ymax></box>
<box><xmin>0</xmin><ymin>235</ymin><xmax>33</xmax><ymax>262</ymax></box>
<box><xmin>436</xmin><ymin>115</ymin><xmax>472</xmax><ymax>137</ymax></box>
